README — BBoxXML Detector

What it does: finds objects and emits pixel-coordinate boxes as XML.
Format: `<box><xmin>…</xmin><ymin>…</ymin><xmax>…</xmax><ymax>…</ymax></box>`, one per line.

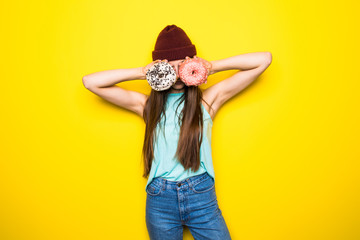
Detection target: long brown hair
<box><xmin>141</xmin><ymin>85</ymin><xmax>213</xmax><ymax>178</ymax></box>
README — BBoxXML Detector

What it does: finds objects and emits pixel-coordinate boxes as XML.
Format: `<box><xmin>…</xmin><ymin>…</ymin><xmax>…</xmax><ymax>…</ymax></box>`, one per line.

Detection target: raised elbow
<box><xmin>265</xmin><ymin>52</ymin><xmax>272</xmax><ymax>65</ymax></box>
<box><xmin>82</xmin><ymin>76</ymin><xmax>92</xmax><ymax>89</ymax></box>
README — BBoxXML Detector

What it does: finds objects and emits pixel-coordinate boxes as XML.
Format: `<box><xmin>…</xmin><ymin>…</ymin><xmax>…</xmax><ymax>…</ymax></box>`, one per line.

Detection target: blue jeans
<box><xmin>145</xmin><ymin>172</ymin><xmax>231</xmax><ymax>240</ymax></box>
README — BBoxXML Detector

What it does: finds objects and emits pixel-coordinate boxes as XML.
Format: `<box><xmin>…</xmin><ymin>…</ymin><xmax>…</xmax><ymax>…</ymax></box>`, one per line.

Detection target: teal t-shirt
<box><xmin>145</xmin><ymin>91</ymin><xmax>215</xmax><ymax>190</ymax></box>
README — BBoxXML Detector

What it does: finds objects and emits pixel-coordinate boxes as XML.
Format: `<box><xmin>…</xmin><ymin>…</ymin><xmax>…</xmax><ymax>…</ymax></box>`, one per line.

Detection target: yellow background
<box><xmin>1</xmin><ymin>0</ymin><xmax>359</xmax><ymax>239</ymax></box>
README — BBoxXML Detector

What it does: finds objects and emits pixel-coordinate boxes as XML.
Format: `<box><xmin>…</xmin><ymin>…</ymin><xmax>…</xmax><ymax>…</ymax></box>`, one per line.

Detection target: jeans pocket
<box><xmin>191</xmin><ymin>175</ymin><xmax>215</xmax><ymax>193</ymax></box>
<box><xmin>146</xmin><ymin>179</ymin><xmax>163</xmax><ymax>196</ymax></box>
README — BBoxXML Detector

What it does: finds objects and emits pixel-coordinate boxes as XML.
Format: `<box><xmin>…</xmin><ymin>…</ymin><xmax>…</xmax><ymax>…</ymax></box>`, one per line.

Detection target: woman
<box><xmin>83</xmin><ymin>24</ymin><xmax>272</xmax><ymax>240</ymax></box>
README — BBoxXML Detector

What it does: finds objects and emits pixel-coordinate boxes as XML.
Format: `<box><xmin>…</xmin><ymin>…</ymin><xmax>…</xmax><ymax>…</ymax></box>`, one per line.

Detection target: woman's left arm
<box><xmin>209</xmin><ymin>51</ymin><xmax>271</xmax><ymax>74</ymax></box>
<box><xmin>204</xmin><ymin>52</ymin><xmax>272</xmax><ymax>117</ymax></box>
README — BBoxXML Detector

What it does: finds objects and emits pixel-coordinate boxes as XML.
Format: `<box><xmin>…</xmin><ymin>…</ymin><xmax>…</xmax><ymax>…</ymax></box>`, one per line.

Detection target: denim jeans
<box><xmin>145</xmin><ymin>172</ymin><xmax>231</xmax><ymax>240</ymax></box>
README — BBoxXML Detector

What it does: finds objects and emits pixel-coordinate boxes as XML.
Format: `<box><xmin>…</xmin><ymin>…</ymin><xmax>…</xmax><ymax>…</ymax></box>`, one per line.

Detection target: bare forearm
<box><xmin>210</xmin><ymin>52</ymin><xmax>272</xmax><ymax>74</ymax></box>
<box><xmin>82</xmin><ymin>67</ymin><xmax>144</xmax><ymax>88</ymax></box>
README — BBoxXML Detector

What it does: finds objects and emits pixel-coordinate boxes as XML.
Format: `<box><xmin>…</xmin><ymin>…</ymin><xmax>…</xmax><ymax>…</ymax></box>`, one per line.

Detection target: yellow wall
<box><xmin>1</xmin><ymin>0</ymin><xmax>359</xmax><ymax>239</ymax></box>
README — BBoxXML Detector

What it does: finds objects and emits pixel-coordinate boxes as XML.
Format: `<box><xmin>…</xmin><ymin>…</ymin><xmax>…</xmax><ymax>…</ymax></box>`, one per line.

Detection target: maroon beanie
<box><xmin>152</xmin><ymin>24</ymin><xmax>197</xmax><ymax>62</ymax></box>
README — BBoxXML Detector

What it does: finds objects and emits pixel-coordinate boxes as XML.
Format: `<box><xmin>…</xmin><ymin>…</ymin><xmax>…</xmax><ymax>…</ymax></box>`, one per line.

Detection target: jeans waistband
<box><xmin>154</xmin><ymin>172</ymin><xmax>211</xmax><ymax>189</ymax></box>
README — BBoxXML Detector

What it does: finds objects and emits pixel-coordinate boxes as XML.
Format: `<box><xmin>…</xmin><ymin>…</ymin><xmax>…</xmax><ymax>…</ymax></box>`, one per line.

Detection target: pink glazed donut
<box><xmin>179</xmin><ymin>56</ymin><xmax>210</xmax><ymax>86</ymax></box>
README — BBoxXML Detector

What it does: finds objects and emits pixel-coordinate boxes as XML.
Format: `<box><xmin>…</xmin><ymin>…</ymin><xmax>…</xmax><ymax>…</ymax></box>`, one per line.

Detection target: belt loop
<box><xmin>186</xmin><ymin>178</ymin><xmax>192</xmax><ymax>188</ymax></box>
<box><xmin>162</xmin><ymin>178</ymin><xmax>166</xmax><ymax>191</ymax></box>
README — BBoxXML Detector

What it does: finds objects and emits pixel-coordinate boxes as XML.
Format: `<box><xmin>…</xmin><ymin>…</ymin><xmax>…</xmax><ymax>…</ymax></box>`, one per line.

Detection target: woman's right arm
<box><xmin>82</xmin><ymin>67</ymin><xmax>148</xmax><ymax>118</ymax></box>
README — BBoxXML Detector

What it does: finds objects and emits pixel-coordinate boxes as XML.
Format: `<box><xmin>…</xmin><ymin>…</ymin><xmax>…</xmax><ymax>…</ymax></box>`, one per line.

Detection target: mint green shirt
<box><xmin>145</xmin><ymin>92</ymin><xmax>215</xmax><ymax>190</ymax></box>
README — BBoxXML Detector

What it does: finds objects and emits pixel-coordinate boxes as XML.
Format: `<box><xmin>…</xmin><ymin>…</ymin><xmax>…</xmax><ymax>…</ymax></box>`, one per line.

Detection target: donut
<box><xmin>146</xmin><ymin>61</ymin><xmax>177</xmax><ymax>91</ymax></box>
<box><xmin>179</xmin><ymin>57</ymin><xmax>209</xmax><ymax>86</ymax></box>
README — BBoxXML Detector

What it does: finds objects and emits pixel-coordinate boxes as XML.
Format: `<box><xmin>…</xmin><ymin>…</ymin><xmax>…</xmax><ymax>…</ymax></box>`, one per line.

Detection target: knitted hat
<box><xmin>152</xmin><ymin>24</ymin><xmax>197</xmax><ymax>62</ymax></box>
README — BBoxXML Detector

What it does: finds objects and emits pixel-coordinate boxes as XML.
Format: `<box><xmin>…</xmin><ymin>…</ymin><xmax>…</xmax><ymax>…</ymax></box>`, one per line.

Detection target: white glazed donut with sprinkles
<box><xmin>146</xmin><ymin>61</ymin><xmax>177</xmax><ymax>91</ymax></box>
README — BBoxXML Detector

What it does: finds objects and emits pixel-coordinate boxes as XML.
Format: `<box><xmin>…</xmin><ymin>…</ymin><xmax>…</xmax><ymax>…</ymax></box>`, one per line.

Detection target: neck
<box><xmin>169</xmin><ymin>89</ymin><xmax>185</xmax><ymax>94</ymax></box>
